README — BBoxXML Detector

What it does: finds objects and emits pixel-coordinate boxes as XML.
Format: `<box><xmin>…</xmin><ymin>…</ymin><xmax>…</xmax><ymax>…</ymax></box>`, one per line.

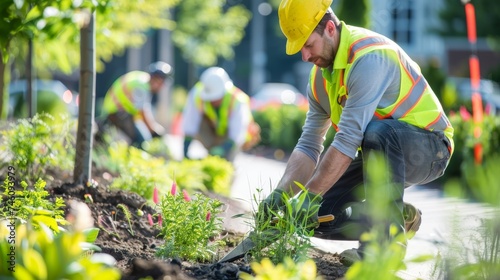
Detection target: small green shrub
<box><xmin>253</xmin><ymin>105</ymin><xmax>307</xmax><ymax>151</ymax></box>
<box><xmin>105</xmin><ymin>141</ymin><xmax>173</xmax><ymax>199</ymax></box>
<box><xmin>199</xmin><ymin>156</ymin><xmax>234</xmax><ymax>195</ymax></box>
<box><xmin>97</xmin><ymin>141</ymin><xmax>234</xmax><ymax>200</ymax></box>
<box><xmin>444</xmin><ymin>110</ymin><xmax>500</xmax><ymax>183</ymax></box>
<box><xmin>0</xmin><ymin>113</ymin><xmax>75</xmax><ymax>183</ymax></box>
<box><xmin>0</xmin><ymin>178</ymin><xmax>67</xmax><ymax>232</ymax></box>
<box><xmin>154</xmin><ymin>183</ymin><xmax>225</xmax><ymax>262</ymax></box>
<box><xmin>141</xmin><ymin>137</ymin><xmax>172</xmax><ymax>159</ymax></box>
<box><xmin>253</xmin><ymin>105</ymin><xmax>335</xmax><ymax>153</ymax></box>
<box><xmin>0</xmin><ymin>223</ymin><xmax>120</xmax><ymax>279</ymax></box>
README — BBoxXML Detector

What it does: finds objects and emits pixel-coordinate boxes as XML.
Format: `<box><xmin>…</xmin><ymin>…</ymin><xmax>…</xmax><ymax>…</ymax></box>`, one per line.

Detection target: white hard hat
<box><xmin>199</xmin><ymin>67</ymin><xmax>233</xmax><ymax>101</ymax></box>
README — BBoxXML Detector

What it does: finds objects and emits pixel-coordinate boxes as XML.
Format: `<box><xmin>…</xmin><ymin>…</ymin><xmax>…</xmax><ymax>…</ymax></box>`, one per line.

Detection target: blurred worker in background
<box><xmin>98</xmin><ymin>61</ymin><xmax>173</xmax><ymax>148</ymax></box>
<box><xmin>259</xmin><ymin>0</ymin><xmax>454</xmax><ymax>263</ymax></box>
<box><xmin>182</xmin><ymin>67</ymin><xmax>260</xmax><ymax>162</ymax></box>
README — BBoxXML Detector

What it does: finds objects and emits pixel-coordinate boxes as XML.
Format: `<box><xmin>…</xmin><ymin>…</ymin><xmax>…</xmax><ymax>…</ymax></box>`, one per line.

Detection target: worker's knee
<box><xmin>363</xmin><ymin>121</ymin><xmax>396</xmax><ymax>151</ymax></box>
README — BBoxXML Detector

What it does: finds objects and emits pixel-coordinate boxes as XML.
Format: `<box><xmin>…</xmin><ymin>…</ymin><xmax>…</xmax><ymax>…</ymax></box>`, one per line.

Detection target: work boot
<box><xmin>403</xmin><ymin>202</ymin><xmax>422</xmax><ymax>236</ymax></box>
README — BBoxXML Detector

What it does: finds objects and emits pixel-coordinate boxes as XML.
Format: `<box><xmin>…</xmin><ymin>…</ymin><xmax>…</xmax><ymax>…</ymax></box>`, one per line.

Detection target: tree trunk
<box><xmin>0</xmin><ymin>50</ymin><xmax>6</xmax><ymax>119</ymax></box>
<box><xmin>73</xmin><ymin>11</ymin><xmax>96</xmax><ymax>185</ymax></box>
<box><xmin>26</xmin><ymin>39</ymin><xmax>36</xmax><ymax>118</ymax></box>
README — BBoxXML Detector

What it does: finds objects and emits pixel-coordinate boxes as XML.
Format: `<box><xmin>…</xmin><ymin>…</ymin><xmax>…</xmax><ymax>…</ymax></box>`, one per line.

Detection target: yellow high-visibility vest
<box><xmin>102</xmin><ymin>71</ymin><xmax>150</xmax><ymax>115</ymax></box>
<box><xmin>194</xmin><ymin>82</ymin><xmax>251</xmax><ymax>137</ymax></box>
<box><xmin>309</xmin><ymin>23</ymin><xmax>454</xmax><ymax>153</ymax></box>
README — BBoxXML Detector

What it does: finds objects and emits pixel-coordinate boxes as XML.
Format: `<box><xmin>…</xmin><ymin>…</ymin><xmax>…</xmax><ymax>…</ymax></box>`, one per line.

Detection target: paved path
<box><xmin>165</xmin><ymin>134</ymin><xmax>497</xmax><ymax>279</ymax></box>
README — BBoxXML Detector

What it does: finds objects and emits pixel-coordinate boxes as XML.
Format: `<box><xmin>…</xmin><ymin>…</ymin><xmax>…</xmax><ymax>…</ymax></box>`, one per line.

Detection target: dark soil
<box><xmin>42</xmin><ymin>148</ymin><xmax>348</xmax><ymax>280</ymax></box>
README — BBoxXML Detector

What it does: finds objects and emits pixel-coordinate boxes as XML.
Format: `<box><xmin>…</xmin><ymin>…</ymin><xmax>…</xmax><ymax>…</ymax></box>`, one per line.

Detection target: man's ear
<box><xmin>326</xmin><ymin>20</ymin><xmax>336</xmax><ymax>37</ymax></box>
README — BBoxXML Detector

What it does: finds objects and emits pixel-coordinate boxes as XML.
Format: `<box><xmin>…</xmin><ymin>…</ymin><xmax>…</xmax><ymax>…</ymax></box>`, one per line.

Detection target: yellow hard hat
<box><xmin>278</xmin><ymin>0</ymin><xmax>333</xmax><ymax>55</ymax></box>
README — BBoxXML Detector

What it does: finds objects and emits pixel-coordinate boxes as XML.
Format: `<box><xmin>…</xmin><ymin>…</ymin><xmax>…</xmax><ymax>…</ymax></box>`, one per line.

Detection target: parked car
<box><xmin>446</xmin><ymin>77</ymin><xmax>500</xmax><ymax>115</ymax></box>
<box><xmin>8</xmin><ymin>79</ymin><xmax>79</xmax><ymax>118</ymax></box>
<box><xmin>250</xmin><ymin>83</ymin><xmax>308</xmax><ymax>111</ymax></box>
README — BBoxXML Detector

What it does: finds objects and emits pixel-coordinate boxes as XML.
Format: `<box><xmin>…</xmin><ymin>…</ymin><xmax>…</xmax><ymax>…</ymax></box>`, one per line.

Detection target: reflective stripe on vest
<box><xmin>309</xmin><ymin>26</ymin><xmax>454</xmax><ymax>152</ymax></box>
<box><xmin>102</xmin><ymin>71</ymin><xmax>150</xmax><ymax>115</ymax></box>
<box><xmin>194</xmin><ymin>83</ymin><xmax>251</xmax><ymax>137</ymax></box>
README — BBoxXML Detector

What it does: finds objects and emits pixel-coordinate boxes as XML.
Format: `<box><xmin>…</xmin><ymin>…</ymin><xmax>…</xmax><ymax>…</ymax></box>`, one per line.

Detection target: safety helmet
<box><xmin>148</xmin><ymin>61</ymin><xmax>173</xmax><ymax>79</ymax></box>
<box><xmin>278</xmin><ymin>0</ymin><xmax>333</xmax><ymax>55</ymax></box>
<box><xmin>199</xmin><ymin>67</ymin><xmax>233</xmax><ymax>101</ymax></box>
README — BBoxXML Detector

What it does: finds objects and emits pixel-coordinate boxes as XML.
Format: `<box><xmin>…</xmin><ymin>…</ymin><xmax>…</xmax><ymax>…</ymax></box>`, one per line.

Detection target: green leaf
<box><xmin>32</xmin><ymin>208</ymin><xmax>54</xmax><ymax>216</ymax></box>
<box><xmin>79</xmin><ymin>242</ymin><xmax>102</xmax><ymax>252</ymax></box>
<box><xmin>23</xmin><ymin>248</ymin><xmax>48</xmax><ymax>280</ymax></box>
<box><xmin>13</xmin><ymin>266</ymin><xmax>36</xmax><ymax>280</ymax></box>
<box><xmin>407</xmin><ymin>254</ymin><xmax>435</xmax><ymax>263</ymax></box>
<box><xmin>43</xmin><ymin>237</ymin><xmax>62</xmax><ymax>279</ymax></box>
<box><xmin>31</xmin><ymin>215</ymin><xmax>59</xmax><ymax>233</ymax></box>
<box><xmin>82</xmin><ymin>227</ymin><xmax>100</xmax><ymax>243</ymax></box>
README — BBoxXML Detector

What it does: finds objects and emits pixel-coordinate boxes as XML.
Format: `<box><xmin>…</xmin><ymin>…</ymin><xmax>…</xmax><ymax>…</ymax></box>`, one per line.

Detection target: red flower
<box><xmin>460</xmin><ymin>106</ymin><xmax>471</xmax><ymax>121</ymax></box>
<box><xmin>158</xmin><ymin>215</ymin><xmax>163</xmax><ymax>227</ymax></box>
<box><xmin>485</xmin><ymin>103</ymin><xmax>491</xmax><ymax>115</ymax></box>
<box><xmin>170</xmin><ymin>181</ymin><xmax>177</xmax><ymax>196</ymax></box>
<box><xmin>147</xmin><ymin>214</ymin><xmax>154</xmax><ymax>226</ymax></box>
<box><xmin>206</xmin><ymin>212</ymin><xmax>211</xmax><ymax>221</ymax></box>
<box><xmin>153</xmin><ymin>187</ymin><xmax>159</xmax><ymax>204</ymax></box>
<box><xmin>182</xmin><ymin>190</ymin><xmax>191</xmax><ymax>202</ymax></box>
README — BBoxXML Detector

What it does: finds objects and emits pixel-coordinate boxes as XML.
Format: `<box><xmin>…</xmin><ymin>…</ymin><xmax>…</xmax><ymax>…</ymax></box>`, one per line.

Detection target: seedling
<box><xmin>248</xmin><ymin>184</ymin><xmax>316</xmax><ymax>264</ymax></box>
<box><xmin>117</xmin><ymin>203</ymin><xmax>134</xmax><ymax>236</ymax></box>
<box><xmin>97</xmin><ymin>214</ymin><xmax>120</xmax><ymax>239</ymax></box>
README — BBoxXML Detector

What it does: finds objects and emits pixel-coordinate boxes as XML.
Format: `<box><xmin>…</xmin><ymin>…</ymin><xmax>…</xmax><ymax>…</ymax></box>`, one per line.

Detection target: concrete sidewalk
<box><xmin>164</xmin><ymin>134</ymin><xmax>496</xmax><ymax>279</ymax></box>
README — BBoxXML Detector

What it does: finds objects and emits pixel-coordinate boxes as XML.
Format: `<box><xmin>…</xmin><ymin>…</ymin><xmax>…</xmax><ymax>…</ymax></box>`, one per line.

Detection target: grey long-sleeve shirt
<box><xmin>295</xmin><ymin>52</ymin><xmax>402</xmax><ymax>163</ymax></box>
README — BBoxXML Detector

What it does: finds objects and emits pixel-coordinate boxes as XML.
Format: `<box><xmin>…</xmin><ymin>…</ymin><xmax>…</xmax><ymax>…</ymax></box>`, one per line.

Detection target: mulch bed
<box><xmin>41</xmin><ymin>161</ymin><xmax>349</xmax><ymax>280</ymax></box>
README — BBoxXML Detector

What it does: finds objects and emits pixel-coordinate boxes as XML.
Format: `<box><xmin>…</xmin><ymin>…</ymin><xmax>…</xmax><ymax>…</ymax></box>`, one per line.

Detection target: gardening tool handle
<box><xmin>271</xmin><ymin>214</ymin><xmax>334</xmax><ymax>224</ymax></box>
<box><xmin>318</xmin><ymin>214</ymin><xmax>334</xmax><ymax>223</ymax></box>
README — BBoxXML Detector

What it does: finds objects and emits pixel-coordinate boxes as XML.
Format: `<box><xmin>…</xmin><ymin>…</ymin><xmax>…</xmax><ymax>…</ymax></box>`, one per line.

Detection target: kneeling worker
<box><xmin>182</xmin><ymin>67</ymin><xmax>259</xmax><ymax>162</ymax></box>
<box><xmin>99</xmin><ymin>62</ymin><xmax>173</xmax><ymax>148</ymax></box>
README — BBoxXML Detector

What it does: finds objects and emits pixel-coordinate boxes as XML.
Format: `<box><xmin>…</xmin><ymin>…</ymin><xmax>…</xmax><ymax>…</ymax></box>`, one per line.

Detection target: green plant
<box><xmin>105</xmin><ymin>141</ymin><xmax>173</xmax><ymax>199</ymax></box>
<box><xmin>253</xmin><ymin>105</ymin><xmax>307</xmax><ymax>151</ymax></box>
<box><xmin>240</xmin><ymin>257</ymin><xmax>323</xmax><ymax>280</ymax></box>
<box><xmin>0</xmin><ymin>178</ymin><xmax>67</xmax><ymax>232</ymax></box>
<box><xmin>97</xmin><ymin>215</ymin><xmax>121</xmax><ymax>240</ymax></box>
<box><xmin>199</xmin><ymin>156</ymin><xmax>234</xmax><ymax>195</ymax></box>
<box><xmin>443</xmin><ymin>110</ymin><xmax>500</xmax><ymax>184</ymax></box>
<box><xmin>95</xmin><ymin>203</ymin><xmax>136</xmax><ymax>239</ymax></box>
<box><xmin>0</xmin><ymin>113</ymin><xmax>75</xmax><ymax>183</ymax></box>
<box><xmin>97</xmin><ymin>141</ymin><xmax>234</xmax><ymax>200</ymax></box>
<box><xmin>116</xmin><ymin>203</ymin><xmax>134</xmax><ymax>236</ymax></box>
<box><xmin>249</xmin><ymin>184</ymin><xmax>317</xmax><ymax>264</ymax></box>
<box><xmin>154</xmin><ymin>183</ymin><xmax>225</xmax><ymax>262</ymax></box>
<box><xmin>141</xmin><ymin>137</ymin><xmax>173</xmax><ymax>159</ymax></box>
<box><xmin>0</xmin><ymin>223</ymin><xmax>120</xmax><ymax>279</ymax></box>
<box><xmin>165</xmin><ymin>156</ymin><xmax>234</xmax><ymax>195</ymax></box>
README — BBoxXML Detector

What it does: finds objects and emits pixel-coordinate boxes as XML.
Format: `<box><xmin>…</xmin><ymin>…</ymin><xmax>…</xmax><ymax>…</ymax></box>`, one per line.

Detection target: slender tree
<box><xmin>73</xmin><ymin>10</ymin><xmax>96</xmax><ymax>185</ymax></box>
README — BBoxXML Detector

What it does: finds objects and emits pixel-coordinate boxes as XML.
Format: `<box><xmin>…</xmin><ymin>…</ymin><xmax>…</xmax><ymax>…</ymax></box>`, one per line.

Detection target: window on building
<box><xmin>390</xmin><ymin>0</ymin><xmax>415</xmax><ymax>45</ymax></box>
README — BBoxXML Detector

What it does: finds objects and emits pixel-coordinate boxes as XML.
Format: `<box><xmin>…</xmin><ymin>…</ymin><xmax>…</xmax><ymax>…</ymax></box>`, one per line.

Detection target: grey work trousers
<box><xmin>315</xmin><ymin>119</ymin><xmax>452</xmax><ymax>240</ymax></box>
